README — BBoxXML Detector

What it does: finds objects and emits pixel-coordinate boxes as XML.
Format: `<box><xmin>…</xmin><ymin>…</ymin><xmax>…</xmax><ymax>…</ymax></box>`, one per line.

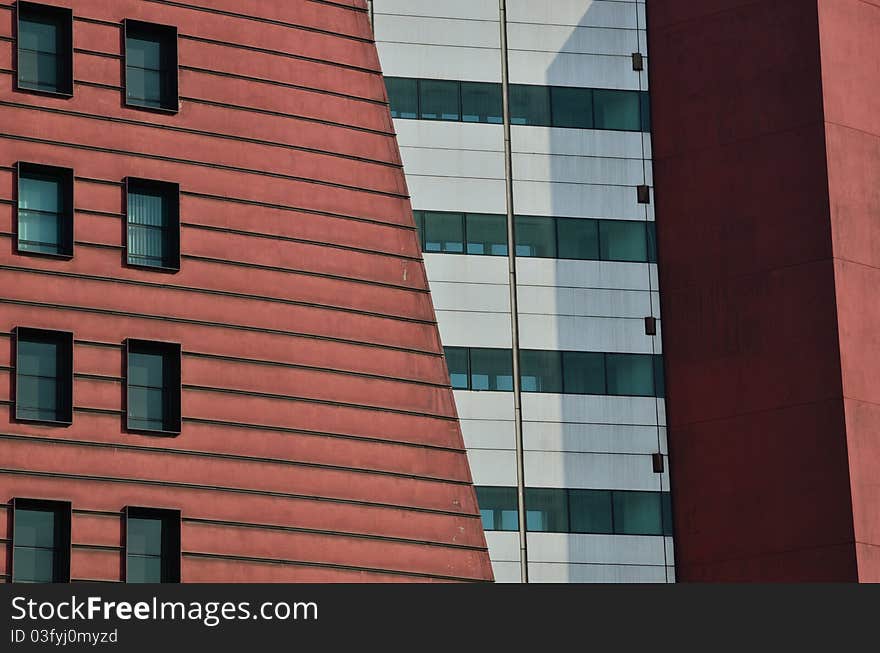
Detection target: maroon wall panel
<box><xmin>0</xmin><ymin>0</ymin><xmax>492</xmax><ymax>582</ymax></box>
<box><xmin>648</xmin><ymin>0</ymin><xmax>862</xmax><ymax>580</ymax></box>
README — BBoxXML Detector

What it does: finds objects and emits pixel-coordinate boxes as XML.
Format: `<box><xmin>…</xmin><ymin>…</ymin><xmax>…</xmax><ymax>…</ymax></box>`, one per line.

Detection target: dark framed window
<box><xmin>550</xmin><ymin>86</ymin><xmax>593</xmax><ymax>129</ymax></box>
<box><xmin>509</xmin><ymin>84</ymin><xmax>551</xmax><ymax>126</ymax></box>
<box><xmin>11</xmin><ymin>498</ymin><xmax>71</xmax><ymax>583</ymax></box>
<box><xmin>386</xmin><ymin>77</ymin><xmax>418</xmax><ymax>119</ymax></box>
<box><xmin>525</xmin><ymin>488</ymin><xmax>569</xmax><ymax>533</ymax></box>
<box><xmin>444</xmin><ymin>346</ymin><xmax>469</xmax><ymax>390</ymax></box>
<box><xmin>423</xmin><ymin>211</ymin><xmax>464</xmax><ymax>253</ymax></box>
<box><xmin>469</xmin><ymin>348</ymin><xmax>513</xmax><ymax>391</ymax></box>
<box><xmin>16</xmin><ymin>162</ymin><xmax>74</xmax><ymax>258</ymax></box>
<box><xmin>419</xmin><ymin>79</ymin><xmax>460</xmax><ymax>121</ymax></box>
<box><xmin>562</xmin><ymin>351</ymin><xmax>606</xmax><ymax>395</ymax></box>
<box><xmin>125</xmin><ymin>507</ymin><xmax>181</xmax><ymax>583</ymax></box>
<box><xmin>519</xmin><ymin>350</ymin><xmax>563</xmax><ymax>393</ymax></box>
<box><xmin>515</xmin><ymin>216</ymin><xmax>557</xmax><ymax>257</ymax></box>
<box><xmin>126</xmin><ymin>339</ymin><xmax>182</xmax><ymax>435</ymax></box>
<box><xmin>465</xmin><ymin>213</ymin><xmax>508</xmax><ymax>256</ymax></box>
<box><xmin>600</xmin><ymin>221</ymin><xmax>649</xmax><ymax>262</ymax></box>
<box><xmin>593</xmin><ymin>89</ymin><xmax>641</xmax><ymax>131</ymax></box>
<box><xmin>124</xmin><ymin>19</ymin><xmax>178</xmax><ymax>112</ymax></box>
<box><xmin>557</xmin><ymin>218</ymin><xmax>599</xmax><ymax>260</ymax></box>
<box><xmin>16</xmin><ymin>2</ymin><xmax>73</xmax><ymax>96</ymax></box>
<box><xmin>569</xmin><ymin>490</ymin><xmax>613</xmax><ymax>534</ymax></box>
<box><xmin>14</xmin><ymin>327</ymin><xmax>73</xmax><ymax>425</ymax></box>
<box><xmin>605</xmin><ymin>353</ymin><xmax>656</xmax><ymax>397</ymax></box>
<box><xmin>612</xmin><ymin>491</ymin><xmax>664</xmax><ymax>536</ymax></box>
<box><xmin>475</xmin><ymin>487</ymin><xmax>519</xmax><ymax>532</ymax></box>
<box><xmin>461</xmin><ymin>81</ymin><xmax>502</xmax><ymax>124</ymax></box>
<box><xmin>126</xmin><ymin>178</ymin><xmax>180</xmax><ymax>271</ymax></box>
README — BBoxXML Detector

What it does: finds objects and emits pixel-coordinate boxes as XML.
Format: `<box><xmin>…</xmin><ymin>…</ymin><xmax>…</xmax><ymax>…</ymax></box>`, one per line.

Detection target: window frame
<box><xmin>125</xmin><ymin>339</ymin><xmax>182</xmax><ymax>436</ymax></box>
<box><xmin>14</xmin><ymin>326</ymin><xmax>74</xmax><ymax>426</ymax></box>
<box><xmin>123</xmin><ymin>19</ymin><xmax>179</xmax><ymax>114</ymax></box>
<box><xmin>15</xmin><ymin>1</ymin><xmax>74</xmax><ymax>97</ymax></box>
<box><xmin>15</xmin><ymin>161</ymin><xmax>74</xmax><ymax>259</ymax></box>
<box><xmin>125</xmin><ymin>177</ymin><xmax>181</xmax><ymax>272</ymax></box>
<box><xmin>10</xmin><ymin>497</ymin><xmax>72</xmax><ymax>583</ymax></box>
<box><xmin>124</xmin><ymin>506</ymin><xmax>181</xmax><ymax>583</ymax></box>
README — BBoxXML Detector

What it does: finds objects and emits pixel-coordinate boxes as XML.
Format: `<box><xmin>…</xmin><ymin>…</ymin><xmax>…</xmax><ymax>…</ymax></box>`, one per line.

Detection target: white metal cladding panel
<box><xmin>516</xmin><ymin>258</ymin><xmax>656</xmax><ymax>291</ymax></box>
<box><xmin>507</xmin><ymin>0</ymin><xmax>639</xmax><ymax>30</ymax></box>
<box><xmin>528</xmin><ymin>562</ymin><xmax>669</xmax><ymax>583</ymax></box>
<box><xmin>512</xmin><ymin>179</ymin><xmax>654</xmax><ymax>221</ymax></box>
<box><xmin>512</xmin><ymin>152</ymin><xmax>649</xmax><ymax>187</ymax></box>
<box><xmin>508</xmin><ymin>50</ymin><xmax>640</xmax><ymax>90</ymax></box>
<box><xmin>453</xmin><ymin>390</ymin><xmax>515</xmax><ymax>421</ymax></box>
<box><xmin>376</xmin><ymin>42</ymin><xmax>501</xmax><ymax>82</ymax></box>
<box><xmin>373</xmin><ymin>0</ymin><xmax>500</xmax><ymax>22</ymax></box>
<box><xmin>393</xmin><ymin>121</ymin><xmax>503</xmax><ymax>153</ymax></box>
<box><xmin>461</xmin><ymin>419</ymin><xmax>516</xmax><ymax>451</ymax></box>
<box><xmin>523</xmin><ymin>422</ymin><xmax>668</xmax><ymax>456</ymax></box>
<box><xmin>527</xmin><ymin>533</ymin><xmax>668</xmax><ymax>566</ymax></box>
<box><xmin>408</xmin><ymin>176</ymin><xmax>508</xmax><ymax>215</ymax></box>
<box><xmin>521</xmin><ymin>393</ymin><xmax>661</xmax><ymax>427</ymax></box>
<box><xmin>436</xmin><ymin>310</ymin><xmax>513</xmax><ymax>348</ymax></box>
<box><xmin>485</xmin><ymin>532</ymin><xmax>520</xmax><ymax>562</ymax></box>
<box><xmin>468</xmin><ymin>449</ymin><xmax>520</xmax><ymax>486</ymax></box>
<box><xmin>513</xmin><ymin>127</ymin><xmax>646</xmax><ymax>159</ymax></box>
<box><xmin>517</xmin><ymin>314</ymin><xmax>654</xmax><ymax>353</ymax></box>
<box><xmin>374</xmin><ymin>14</ymin><xmax>500</xmax><ymax>50</ymax></box>
<box><xmin>523</xmin><ymin>451</ymin><xmax>666</xmax><ymax>491</ymax></box>
<box><xmin>400</xmin><ymin>146</ymin><xmax>505</xmax><ymax>180</ymax></box>
<box><xmin>507</xmin><ymin>23</ymin><xmax>640</xmax><ymax>57</ymax></box>
<box><xmin>489</xmin><ymin>561</ymin><xmax>523</xmax><ymax>583</ymax></box>
<box><xmin>429</xmin><ymin>280</ymin><xmax>510</xmax><ymax>314</ymax></box>
<box><xmin>516</xmin><ymin>286</ymin><xmax>659</xmax><ymax>320</ymax></box>
<box><xmin>424</xmin><ymin>254</ymin><xmax>508</xmax><ymax>285</ymax></box>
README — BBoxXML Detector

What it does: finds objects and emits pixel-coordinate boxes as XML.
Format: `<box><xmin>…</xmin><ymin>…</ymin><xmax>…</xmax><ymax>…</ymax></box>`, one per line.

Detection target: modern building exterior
<box><xmin>371</xmin><ymin>0</ymin><xmax>675</xmax><ymax>583</ymax></box>
<box><xmin>0</xmin><ymin>0</ymin><xmax>493</xmax><ymax>583</ymax></box>
<box><xmin>648</xmin><ymin>0</ymin><xmax>880</xmax><ymax>582</ymax></box>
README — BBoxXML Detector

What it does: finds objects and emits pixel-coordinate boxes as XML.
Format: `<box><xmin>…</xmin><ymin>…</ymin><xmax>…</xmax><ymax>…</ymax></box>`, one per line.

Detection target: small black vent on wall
<box><xmin>637</xmin><ymin>185</ymin><xmax>651</xmax><ymax>204</ymax></box>
<box><xmin>652</xmin><ymin>453</ymin><xmax>665</xmax><ymax>474</ymax></box>
<box><xmin>645</xmin><ymin>316</ymin><xmax>657</xmax><ymax>336</ymax></box>
<box><xmin>632</xmin><ymin>52</ymin><xmax>644</xmax><ymax>71</ymax></box>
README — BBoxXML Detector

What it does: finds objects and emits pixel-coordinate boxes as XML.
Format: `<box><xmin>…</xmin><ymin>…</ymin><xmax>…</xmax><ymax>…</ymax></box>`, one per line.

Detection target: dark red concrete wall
<box><xmin>648</xmin><ymin>1</ymin><xmax>862</xmax><ymax>580</ymax></box>
<box><xmin>0</xmin><ymin>0</ymin><xmax>493</xmax><ymax>582</ymax></box>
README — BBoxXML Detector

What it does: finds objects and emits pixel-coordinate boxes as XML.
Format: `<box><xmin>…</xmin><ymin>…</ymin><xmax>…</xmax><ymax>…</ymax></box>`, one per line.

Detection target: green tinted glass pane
<box><xmin>126</xmin><ymin>67</ymin><xmax>162</xmax><ymax>107</ymax></box>
<box><xmin>13</xmin><ymin>547</ymin><xmax>55</xmax><ymax>583</ymax></box>
<box><xmin>128</xmin><ymin>517</ymin><xmax>163</xmax><ymax>555</ymax></box>
<box><xmin>18</xmin><ymin>339</ymin><xmax>58</xmax><ymax>377</ymax></box>
<box><xmin>470</xmin><ymin>349</ymin><xmax>513</xmax><ymax>391</ymax></box>
<box><xmin>661</xmin><ymin>492</ymin><xmax>673</xmax><ymax>536</ymax></box>
<box><xmin>509</xmin><ymin>85</ymin><xmax>551</xmax><ymax>126</ymax></box>
<box><xmin>654</xmin><ymin>356</ymin><xmax>666</xmax><ymax>398</ymax></box>
<box><xmin>16</xmin><ymin>376</ymin><xmax>58</xmax><ymax>420</ymax></box>
<box><xmin>461</xmin><ymin>82</ymin><xmax>502</xmax><ymax>124</ymax></box>
<box><xmin>550</xmin><ymin>86</ymin><xmax>593</xmax><ymax>129</ymax></box>
<box><xmin>613</xmin><ymin>491</ymin><xmax>663</xmax><ymax>535</ymax></box>
<box><xmin>424</xmin><ymin>212</ymin><xmax>464</xmax><ymax>253</ymax></box>
<box><xmin>20</xmin><ymin>16</ymin><xmax>58</xmax><ymax>53</ymax></box>
<box><xmin>525</xmin><ymin>488</ymin><xmax>569</xmax><ymax>533</ymax></box>
<box><xmin>126</xmin><ymin>36</ymin><xmax>162</xmax><ymax>70</ymax></box>
<box><xmin>18</xmin><ymin>210</ymin><xmax>62</xmax><ymax>253</ymax></box>
<box><xmin>593</xmin><ymin>89</ymin><xmax>641</xmax><ymax>131</ymax></box>
<box><xmin>18</xmin><ymin>50</ymin><xmax>58</xmax><ymax>91</ymax></box>
<box><xmin>569</xmin><ymin>490</ymin><xmax>613</xmax><ymax>534</ymax></box>
<box><xmin>557</xmin><ymin>218</ymin><xmax>599</xmax><ymax>260</ymax></box>
<box><xmin>386</xmin><ymin>77</ymin><xmax>418</xmax><ymax>119</ymax></box>
<box><xmin>419</xmin><ymin>79</ymin><xmax>460</xmax><ymax>121</ymax></box>
<box><xmin>443</xmin><ymin>347</ymin><xmax>469</xmax><ymax>390</ymax></box>
<box><xmin>14</xmin><ymin>508</ymin><xmax>57</xmax><ymax>548</ymax></box>
<box><xmin>606</xmin><ymin>354</ymin><xmax>654</xmax><ymax>397</ymax></box>
<box><xmin>20</xmin><ymin>173</ymin><xmax>61</xmax><ymax>213</ymax></box>
<box><xmin>519</xmin><ymin>350</ymin><xmax>563</xmax><ymax>393</ymax></box>
<box><xmin>640</xmin><ymin>92</ymin><xmax>651</xmax><ymax>132</ymax></box>
<box><xmin>128</xmin><ymin>386</ymin><xmax>165</xmax><ymax>430</ymax></box>
<box><xmin>127</xmin><ymin>555</ymin><xmax>162</xmax><ymax>583</ymax></box>
<box><xmin>475</xmin><ymin>487</ymin><xmax>518</xmax><ymax>532</ymax></box>
<box><xmin>647</xmin><ymin>222</ymin><xmax>658</xmax><ymax>263</ymax></box>
<box><xmin>129</xmin><ymin>351</ymin><xmax>164</xmax><ymax>388</ymax></box>
<box><xmin>515</xmin><ymin>216</ymin><xmax>556</xmax><ymax>257</ymax></box>
<box><xmin>412</xmin><ymin>211</ymin><xmax>425</xmax><ymax>250</ymax></box>
<box><xmin>562</xmin><ymin>351</ymin><xmax>606</xmax><ymax>394</ymax></box>
<box><xmin>466</xmin><ymin>213</ymin><xmax>508</xmax><ymax>256</ymax></box>
<box><xmin>599</xmin><ymin>221</ymin><xmax>648</xmax><ymax>262</ymax></box>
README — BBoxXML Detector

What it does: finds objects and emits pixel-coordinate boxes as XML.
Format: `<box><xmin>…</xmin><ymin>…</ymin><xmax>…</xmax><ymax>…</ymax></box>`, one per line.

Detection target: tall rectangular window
<box><xmin>126</xmin><ymin>178</ymin><xmax>180</xmax><ymax>270</ymax></box>
<box><xmin>125</xmin><ymin>20</ymin><xmax>178</xmax><ymax>111</ymax></box>
<box><xmin>386</xmin><ymin>77</ymin><xmax>418</xmax><ymax>119</ymax></box>
<box><xmin>16</xmin><ymin>2</ymin><xmax>73</xmax><ymax>95</ymax></box>
<box><xmin>125</xmin><ymin>507</ymin><xmax>181</xmax><ymax>583</ymax></box>
<box><xmin>12</xmin><ymin>499</ymin><xmax>71</xmax><ymax>583</ymax></box>
<box><xmin>16</xmin><ymin>162</ymin><xmax>74</xmax><ymax>257</ymax></box>
<box><xmin>126</xmin><ymin>340</ymin><xmax>182</xmax><ymax>434</ymax></box>
<box><xmin>475</xmin><ymin>487</ymin><xmax>519</xmax><ymax>532</ymax></box>
<box><xmin>15</xmin><ymin>327</ymin><xmax>73</xmax><ymax>425</ymax></box>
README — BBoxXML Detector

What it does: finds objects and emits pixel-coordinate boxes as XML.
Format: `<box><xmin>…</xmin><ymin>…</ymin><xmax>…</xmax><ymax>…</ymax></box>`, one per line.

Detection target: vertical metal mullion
<box><xmin>499</xmin><ymin>0</ymin><xmax>528</xmax><ymax>584</ymax></box>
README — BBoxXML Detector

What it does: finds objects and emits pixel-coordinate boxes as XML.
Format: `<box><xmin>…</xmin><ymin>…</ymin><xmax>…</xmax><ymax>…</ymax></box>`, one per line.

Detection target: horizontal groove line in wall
<box><xmin>0</xmin><ymin>433</ymin><xmax>469</xmax><ymax>485</ymax></box>
<box><xmin>0</xmin><ymin>133</ymin><xmax>408</xmax><ymax>199</ymax></box>
<box><xmin>181</xmin><ymin>550</ymin><xmax>484</xmax><ymax>583</ymax></box>
<box><xmin>0</xmin><ymin>264</ymin><xmax>436</xmax><ymax>326</ymax></box>
<box><xmin>0</xmin><ymin>100</ymin><xmax>401</xmax><ymax>169</ymax></box>
<box><xmin>467</xmin><ymin>446</ymin><xmax>663</xmax><ymax>457</ymax></box>
<box><xmin>72</xmin><ymin>543</ymin><xmax>121</xmax><ymax>552</ymax></box>
<box><xmin>0</xmin><ymin>467</ymin><xmax>482</xmax><ymax>519</ymax></box>
<box><xmin>438</xmin><ymin>308</ymin><xmax>656</xmax><ymax>321</ymax></box>
<box><xmin>0</xmin><ymin>298</ymin><xmax>444</xmax><ymax>357</ymax></box>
